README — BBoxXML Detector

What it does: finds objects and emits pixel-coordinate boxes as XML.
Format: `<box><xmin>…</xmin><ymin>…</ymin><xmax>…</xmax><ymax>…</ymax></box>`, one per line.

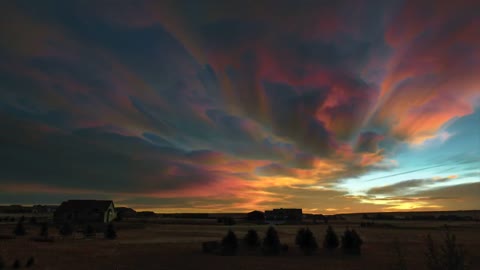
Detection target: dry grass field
<box><xmin>1</xmin><ymin>219</ymin><xmax>479</xmax><ymax>270</ymax></box>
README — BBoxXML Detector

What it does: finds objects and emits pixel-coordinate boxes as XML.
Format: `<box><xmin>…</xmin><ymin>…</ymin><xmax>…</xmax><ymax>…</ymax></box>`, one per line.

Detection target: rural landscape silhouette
<box><xmin>0</xmin><ymin>0</ymin><xmax>479</xmax><ymax>269</ymax></box>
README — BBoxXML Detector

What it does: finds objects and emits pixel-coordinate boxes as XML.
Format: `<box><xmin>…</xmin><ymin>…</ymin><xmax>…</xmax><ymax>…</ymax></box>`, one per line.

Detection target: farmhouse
<box><xmin>54</xmin><ymin>200</ymin><xmax>116</xmax><ymax>224</ymax></box>
<box><xmin>265</xmin><ymin>208</ymin><xmax>303</xmax><ymax>224</ymax></box>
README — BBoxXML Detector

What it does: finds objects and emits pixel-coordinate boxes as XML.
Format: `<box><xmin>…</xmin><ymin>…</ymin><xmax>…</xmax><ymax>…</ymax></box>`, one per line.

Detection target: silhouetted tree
<box><xmin>0</xmin><ymin>255</ymin><xmax>4</xmax><ymax>270</ymax></box>
<box><xmin>59</xmin><ymin>222</ymin><xmax>73</xmax><ymax>237</ymax></box>
<box><xmin>425</xmin><ymin>231</ymin><xmax>468</xmax><ymax>270</ymax></box>
<box><xmin>295</xmin><ymin>228</ymin><xmax>318</xmax><ymax>255</ymax></box>
<box><xmin>13</xmin><ymin>220</ymin><xmax>26</xmax><ymax>236</ymax></box>
<box><xmin>104</xmin><ymin>223</ymin><xmax>117</xmax><ymax>240</ymax></box>
<box><xmin>25</xmin><ymin>257</ymin><xmax>35</xmax><ymax>268</ymax></box>
<box><xmin>12</xmin><ymin>259</ymin><xmax>20</xmax><ymax>269</ymax></box>
<box><xmin>84</xmin><ymin>224</ymin><xmax>95</xmax><ymax>238</ymax></box>
<box><xmin>262</xmin><ymin>226</ymin><xmax>281</xmax><ymax>255</ymax></box>
<box><xmin>244</xmin><ymin>229</ymin><xmax>260</xmax><ymax>248</ymax></box>
<box><xmin>221</xmin><ymin>230</ymin><xmax>238</xmax><ymax>255</ymax></box>
<box><xmin>323</xmin><ymin>225</ymin><xmax>339</xmax><ymax>251</ymax></box>
<box><xmin>341</xmin><ymin>228</ymin><xmax>363</xmax><ymax>255</ymax></box>
<box><xmin>40</xmin><ymin>222</ymin><xmax>48</xmax><ymax>238</ymax></box>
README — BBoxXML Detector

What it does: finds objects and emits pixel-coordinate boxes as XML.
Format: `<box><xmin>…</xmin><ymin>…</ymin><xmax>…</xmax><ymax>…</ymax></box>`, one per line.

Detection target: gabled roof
<box><xmin>55</xmin><ymin>200</ymin><xmax>114</xmax><ymax>214</ymax></box>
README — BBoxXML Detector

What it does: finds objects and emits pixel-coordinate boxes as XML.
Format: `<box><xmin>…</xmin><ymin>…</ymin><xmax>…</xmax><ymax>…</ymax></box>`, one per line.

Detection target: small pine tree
<box><xmin>341</xmin><ymin>228</ymin><xmax>363</xmax><ymax>255</ymax></box>
<box><xmin>40</xmin><ymin>222</ymin><xmax>49</xmax><ymax>238</ymax></box>
<box><xmin>12</xmin><ymin>259</ymin><xmax>20</xmax><ymax>269</ymax></box>
<box><xmin>352</xmin><ymin>229</ymin><xmax>363</xmax><ymax>246</ymax></box>
<box><xmin>59</xmin><ymin>222</ymin><xmax>73</xmax><ymax>237</ymax></box>
<box><xmin>221</xmin><ymin>230</ymin><xmax>238</xmax><ymax>255</ymax></box>
<box><xmin>104</xmin><ymin>223</ymin><xmax>117</xmax><ymax>240</ymax></box>
<box><xmin>84</xmin><ymin>224</ymin><xmax>95</xmax><ymax>238</ymax></box>
<box><xmin>323</xmin><ymin>225</ymin><xmax>339</xmax><ymax>251</ymax></box>
<box><xmin>295</xmin><ymin>228</ymin><xmax>318</xmax><ymax>255</ymax></box>
<box><xmin>244</xmin><ymin>229</ymin><xmax>260</xmax><ymax>248</ymax></box>
<box><xmin>13</xmin><ymin>221</ymin><xmax>26</xmax><ymax>236</ymax></box>
<box><xmin>25</xmin><ymin>256</ymin><xmax>35</xmax><ymax>268</ymax></box>
<box><xmin>262</xmin><ymin>226</ymin><xmax>281</xmax><ymax>256</ymax></box>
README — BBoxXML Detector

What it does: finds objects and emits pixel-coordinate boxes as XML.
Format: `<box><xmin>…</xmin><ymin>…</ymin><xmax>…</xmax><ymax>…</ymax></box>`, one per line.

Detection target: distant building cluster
<box><xmin>246</xmin><ymin>208</ymin><xmax>304</xmax><ymax>224</ymax></box>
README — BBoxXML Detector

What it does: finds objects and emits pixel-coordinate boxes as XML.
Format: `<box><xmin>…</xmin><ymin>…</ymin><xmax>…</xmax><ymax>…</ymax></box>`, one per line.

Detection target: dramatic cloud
<box><xmin>0</xmin><ymin>0</ymin><xmax>478</xmax><ymax>212</ymax></box>
<box><xmin>366</xmin><ymin>176</ymin><xmax>456</xmax><ymax>196</ymax></box>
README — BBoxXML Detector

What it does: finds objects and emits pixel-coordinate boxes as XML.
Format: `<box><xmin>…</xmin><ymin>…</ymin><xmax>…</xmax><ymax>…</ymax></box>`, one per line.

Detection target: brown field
<box><xmin>1</xmin><ymin>219</ymin><xmax>479</xmax><ymax>270</ymax></box>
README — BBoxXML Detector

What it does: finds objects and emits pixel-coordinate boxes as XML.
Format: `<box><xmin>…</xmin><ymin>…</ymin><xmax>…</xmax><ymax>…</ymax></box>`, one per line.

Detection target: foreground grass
<box><xmin>0</xmin><ymin>222</ymin><xmax>479</xmax><ymax>270</ymax></box>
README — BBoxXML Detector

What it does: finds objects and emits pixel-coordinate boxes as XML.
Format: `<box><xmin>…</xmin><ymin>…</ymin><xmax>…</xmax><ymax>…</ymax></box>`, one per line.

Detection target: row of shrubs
<box><xmin>203</xmin><ymin>225</ymin><xmax>362</xmax><ymax>256</ymax></box>
<box><xmin>0</xmin><ymin>256</ymin><xmax>35</xmax><ymax>269</ymax></box>
<box><xmin>12</xmin><ymin>220</ymin><xmax>117</xmax><ymax>240</ymax></box>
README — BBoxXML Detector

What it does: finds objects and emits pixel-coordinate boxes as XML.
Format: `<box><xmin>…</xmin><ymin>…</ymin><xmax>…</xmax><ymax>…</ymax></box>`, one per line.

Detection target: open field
<box><xmin>1</xmin><ymin>219</ymin><xmax>479</xmax><ymax>270</ymax></box>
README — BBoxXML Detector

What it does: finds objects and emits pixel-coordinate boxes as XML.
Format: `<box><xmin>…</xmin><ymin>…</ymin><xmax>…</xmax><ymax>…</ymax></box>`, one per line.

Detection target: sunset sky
<box><xmin>1</xmin><ymin>0</ymin><xmax>479</xmax><ymax>213</ymax></box>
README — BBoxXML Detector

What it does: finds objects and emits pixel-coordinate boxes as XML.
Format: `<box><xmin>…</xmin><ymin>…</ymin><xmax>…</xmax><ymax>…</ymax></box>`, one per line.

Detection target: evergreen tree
<box><xmin>244</xmin><ymin>229</ymin><xmax>260</xmax><ymax>248</ymax></box>
<box><xmin>295</xmin><ymin>228</ymin><xmax>318</xmax><ymax>255</ymax></box>
<box><xmin>221</xmin><ymin>230</ymin><xmax>238</xmax><ymax>255</ymax></box>
<box><xmin>341</xmin><ymin>228</ymin><xmax>363</xmax><ymax>255</ymax></box>
<box><xmin>262</xmin><ymin>226</ymin><xmax>281</xmax><ymax>255</ymax></box>
<box><xmin>323</xmin><ymin>225</ymin><xmax>339</xmax><ymax>250</ymax></box>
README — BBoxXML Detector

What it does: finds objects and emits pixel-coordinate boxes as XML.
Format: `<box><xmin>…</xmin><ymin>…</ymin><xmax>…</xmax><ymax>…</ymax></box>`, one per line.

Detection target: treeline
<box><xmin>9</xmin><ymin>218</ymin><xmax>117</xmax><ymax>240</ymax></box>
<box><xmin>202</xmin><ymin>225</ymin><xmax>362</xmax><ymax>256</ymax></box>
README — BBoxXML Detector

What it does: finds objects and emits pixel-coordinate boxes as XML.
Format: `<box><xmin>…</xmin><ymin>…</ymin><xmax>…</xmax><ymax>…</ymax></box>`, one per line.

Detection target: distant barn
<box><xmin>54</xmin><ymin>200</ymin><xmax>116</xmax><ymax>224</ymax></box>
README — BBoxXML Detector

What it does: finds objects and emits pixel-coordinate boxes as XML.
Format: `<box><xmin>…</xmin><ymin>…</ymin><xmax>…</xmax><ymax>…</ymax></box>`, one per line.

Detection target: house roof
<box><xmin>55</xmin><ymin>200</ymin><xmax>114</xmax><ymax>214</ymax></box>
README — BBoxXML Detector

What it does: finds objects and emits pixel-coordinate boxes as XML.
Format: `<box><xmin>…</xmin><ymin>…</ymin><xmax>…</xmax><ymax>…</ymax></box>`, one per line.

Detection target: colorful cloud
<box><xmin>0</xmin><ymin>0</ymin><xmax>479</xmax><ymax>212</ymax></box>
